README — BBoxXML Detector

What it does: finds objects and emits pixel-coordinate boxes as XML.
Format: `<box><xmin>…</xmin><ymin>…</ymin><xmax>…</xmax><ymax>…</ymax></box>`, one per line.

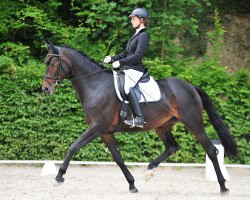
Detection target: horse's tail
<box><xmin>193</xmin><ymin>85</ymin><xmax>238</xmax><ymax>159</ymax></box>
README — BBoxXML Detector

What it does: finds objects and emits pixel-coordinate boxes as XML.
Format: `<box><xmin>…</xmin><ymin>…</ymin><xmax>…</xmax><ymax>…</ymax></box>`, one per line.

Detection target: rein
<box><xmin>70</xmin><ymin>68</ymin><xmax>110</xmax><ymax>81</ymax></box>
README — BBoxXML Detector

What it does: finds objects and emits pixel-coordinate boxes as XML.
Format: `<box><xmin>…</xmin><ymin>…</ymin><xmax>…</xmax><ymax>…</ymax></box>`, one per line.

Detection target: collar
<box><xmin>135</xmin><ymin>27</ymin><xmax>145</xmax><ymax>35</ymax></box>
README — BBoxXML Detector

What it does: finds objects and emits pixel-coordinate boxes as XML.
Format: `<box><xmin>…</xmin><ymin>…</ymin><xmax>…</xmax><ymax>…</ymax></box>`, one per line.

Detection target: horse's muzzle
<box><xmin>42</xmin><ymin>85</ymin><xmax>55</xmax><ymax>94</ymax></box>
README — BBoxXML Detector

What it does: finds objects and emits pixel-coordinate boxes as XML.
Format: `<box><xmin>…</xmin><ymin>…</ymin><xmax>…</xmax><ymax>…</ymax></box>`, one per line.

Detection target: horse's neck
<box><xmin>71</xmin><ymin>56</ymin><xmax>101</xmax><ymax>78</ymax></box>
<box><xmin>69</xmin><ymin>54</ymin><xmax>112</xmax><ymax>105</ymax></box>
<box><xmin>72</xmin><ymin>71</ymin><xmax>113</xmax><ymax>109</ymax></box>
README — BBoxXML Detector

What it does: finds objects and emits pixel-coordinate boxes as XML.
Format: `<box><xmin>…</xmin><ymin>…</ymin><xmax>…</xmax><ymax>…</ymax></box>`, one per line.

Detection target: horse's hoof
<box><xmin>129</xmin><ymin>187</ymin><xmax>138</xmax><ymax>193</ymax></box>
<box><xmin>53</xmin><ymin>177</ymin><xmax>64</xmax><ymax>187</ymax></box>
<box><xmin>53</xmin><ymin>181</ymin><xmax>64</xmax><ymax>187</ymax></box>
<box><xmin>145</xmin><ymin>168</ymin><xmax>155</xmax><ymax>182</ymax></box>
<box><xmin>220</xmin><ymin>188</ymin><xmax>229</xmax><ymax>195</ymax></box>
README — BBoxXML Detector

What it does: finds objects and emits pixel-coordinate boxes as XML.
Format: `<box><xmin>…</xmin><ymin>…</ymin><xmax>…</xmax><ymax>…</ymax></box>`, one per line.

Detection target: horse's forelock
<box><xmin>44</xmin><ymin>48</ymin><xmax>58</xmax><ymax>64</ymax></box>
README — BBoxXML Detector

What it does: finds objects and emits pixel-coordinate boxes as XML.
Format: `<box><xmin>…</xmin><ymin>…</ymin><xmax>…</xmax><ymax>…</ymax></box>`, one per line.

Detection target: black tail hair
<box><xmin>194</xmin><ymin>85</ymin><xmax>238</xmax><ymax>159</ymax></box>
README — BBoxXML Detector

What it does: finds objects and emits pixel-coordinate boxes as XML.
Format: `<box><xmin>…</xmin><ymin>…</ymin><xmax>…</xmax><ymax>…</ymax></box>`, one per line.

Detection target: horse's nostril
<box><xmin>42</xmin><ymin>86</ymin><xmax>49</xmax><ymax>92</ymax></box>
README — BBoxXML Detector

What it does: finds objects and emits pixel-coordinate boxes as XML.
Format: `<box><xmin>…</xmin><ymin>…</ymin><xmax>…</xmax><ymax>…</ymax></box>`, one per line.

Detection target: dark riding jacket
<box><xmin>112</xmin><ymin>28</ymin><xmax>149</xmax><ymax>72</ymax></box>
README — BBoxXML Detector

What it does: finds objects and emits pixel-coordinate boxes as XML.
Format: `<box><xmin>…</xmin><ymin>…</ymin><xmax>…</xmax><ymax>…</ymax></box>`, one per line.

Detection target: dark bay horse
<box><xmin>42</xmin><ymin>41</ymin><xmax>237</xmax><ymax>194</ymax></box>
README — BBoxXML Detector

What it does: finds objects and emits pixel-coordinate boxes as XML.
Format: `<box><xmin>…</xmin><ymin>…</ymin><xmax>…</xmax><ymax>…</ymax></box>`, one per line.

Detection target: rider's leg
<box><xmin>123</xmin><ymin>69</ymin><xmax>144</xmax><ymax>128</ymax></box>
<box><xmin>124</xmin><ymin>87</ymin><xmax>145</xmax><ymax>128</ymax></box>
<box><xmin>123</xmin><ymin>69</ymin><xmax>143</xmax><ymax>94</ymax></box>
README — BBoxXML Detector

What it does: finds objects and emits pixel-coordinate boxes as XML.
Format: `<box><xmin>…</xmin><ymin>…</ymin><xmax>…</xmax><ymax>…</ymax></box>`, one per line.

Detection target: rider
<box><xmin>104</xmin><ymin>8</ymin><xmax>149</xmax><ymax>128</ymax></box>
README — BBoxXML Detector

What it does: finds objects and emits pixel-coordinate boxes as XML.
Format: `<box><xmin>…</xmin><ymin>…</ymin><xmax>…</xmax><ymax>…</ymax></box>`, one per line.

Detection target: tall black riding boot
<box><xmin>124</xmin><ymin>87</ymin><xmax>145</xmax><ymax>128</ymax></box>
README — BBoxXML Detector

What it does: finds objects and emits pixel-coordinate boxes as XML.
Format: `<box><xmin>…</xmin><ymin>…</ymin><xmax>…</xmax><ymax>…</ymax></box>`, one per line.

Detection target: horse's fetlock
<box><xmin>207</xmin><ymin>145</ymin><xmax>218</xmax><ymax>158</ymax></box>
<box><xmin>218</xmin><ymin>177</ymin><xmax>226</xmax><ymax>185</ymax></box>
<box><xmin>128</xmin><ymin>179</ymin><xmax>135</xmax><ymax>185</ymax></box>
<box><xmin>59</xmin><ymin>167</ymin><xmax>66</xmax><ymax>175</ymax></box>
<box><xmin>148</xmin><ymin>163</ymin><xmax>156</xmax><ymax>170</ymax></box>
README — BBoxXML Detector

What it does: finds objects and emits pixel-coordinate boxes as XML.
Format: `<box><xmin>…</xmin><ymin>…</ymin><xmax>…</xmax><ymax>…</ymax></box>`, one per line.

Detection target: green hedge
<box><xmin>0</xmin><ymin>0</ymin><xmax>248</xmax><ymax>165</ymax></box>
<box><xmin>0</xmin><ymin>56</ymin><xmax>249</xmax><ymax>164</ymax></box>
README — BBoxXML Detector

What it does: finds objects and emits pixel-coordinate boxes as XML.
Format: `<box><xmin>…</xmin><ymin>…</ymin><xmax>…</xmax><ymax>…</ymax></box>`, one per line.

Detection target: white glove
<box><xmin>103</xmin><ymin>56</ymin><xmax>112</xmax><ymax>63</ymax></box>
<box><xmin>112</xmin><ymin>61</ymin><xmax>120</xmax><ymax>68</ymax></box>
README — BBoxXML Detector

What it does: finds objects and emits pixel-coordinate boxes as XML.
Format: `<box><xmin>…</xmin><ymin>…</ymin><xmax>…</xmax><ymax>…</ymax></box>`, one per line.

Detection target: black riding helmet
<box><xmin>129</xmin><ymin>8</ymin><xmax>148</xmax><ymax>20</ymax></box>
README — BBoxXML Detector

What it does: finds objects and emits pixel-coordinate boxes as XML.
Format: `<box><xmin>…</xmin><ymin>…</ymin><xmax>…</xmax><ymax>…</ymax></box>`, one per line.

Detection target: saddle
<box><xmin>113</xmin><ymin>69</ymin><xmax>161</xmax><ymax>130</ymax></box>
<box><xmin>113</xmin><ymin>69</ymin><xmax>161</xmax><ymax>103</ymax></box>
<box><xmin>117</xmin><ymin>69</ymin><xmax>150</xmax><ymax>102</ymax></box>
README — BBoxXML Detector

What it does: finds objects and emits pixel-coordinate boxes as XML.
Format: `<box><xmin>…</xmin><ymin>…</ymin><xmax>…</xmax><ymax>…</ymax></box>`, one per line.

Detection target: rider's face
<box><xmin>131</xmin><ymin>16</ymin><xmax>141</xmax><ymax>28</ymax></box>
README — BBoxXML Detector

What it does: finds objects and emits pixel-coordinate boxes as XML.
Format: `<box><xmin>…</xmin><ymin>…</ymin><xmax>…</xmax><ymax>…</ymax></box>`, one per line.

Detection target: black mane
<box><xmin>61</xmin><ymin>45</ymin><xmax>109</xmax><ymax>70</ymax></box>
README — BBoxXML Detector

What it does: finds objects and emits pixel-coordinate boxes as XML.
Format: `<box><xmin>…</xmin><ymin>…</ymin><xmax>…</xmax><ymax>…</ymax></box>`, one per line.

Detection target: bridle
<box><xmin>44</xmin><ymin>51</ymin><xmax>66</xmax><ymax>87</ymax></box>
<box><xmin>44</xmin><ymin>48</ymin><xmax>110</xmax><ymax>86</ymax></box>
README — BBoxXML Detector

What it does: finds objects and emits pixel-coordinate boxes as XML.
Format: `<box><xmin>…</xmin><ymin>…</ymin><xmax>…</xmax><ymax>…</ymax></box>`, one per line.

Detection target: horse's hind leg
<box><xmin>146</xmin><ymin>118</ymin><xmax>180</xmax><ymax>181</ymax></box>
<box><xmin>196</xmin><ymin>132</ymin><xmax>229</xmax><ymax>194</ymax></box>
<box><xmin>179</xmin><ymin>108</ymin><xmax>229</xmax><ymax>194</ymax></box>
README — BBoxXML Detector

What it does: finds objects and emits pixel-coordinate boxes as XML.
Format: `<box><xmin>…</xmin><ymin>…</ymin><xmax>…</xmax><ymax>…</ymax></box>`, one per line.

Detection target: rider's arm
<box><xmin>111</xmin><ymin>51</ymin><xmax>127</xmax><ymax>62</ymax></box>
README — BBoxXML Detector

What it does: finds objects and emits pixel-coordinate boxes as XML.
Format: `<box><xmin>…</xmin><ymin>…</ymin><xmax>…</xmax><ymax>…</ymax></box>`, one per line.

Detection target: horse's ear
<box><xmin>44</xmin><ymin>39</ymin><xmax>59</xmax><ymax>54</ymax></box>
<box><xmin>44</xmin><ymin>39</ymin><xmax>51</xmax><ymax>50</ymax></box>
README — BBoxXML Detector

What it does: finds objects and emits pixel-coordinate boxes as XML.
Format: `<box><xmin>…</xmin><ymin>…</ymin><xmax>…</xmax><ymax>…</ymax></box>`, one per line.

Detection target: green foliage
<box><xmin>0</xmin><ymin>56</ymin><xmax>15</xmax><ymax>72</ymax></box>
<box><xmin>0</xmin><ymin>0</ymin><xmax>249</xmax><ymax>164</ymax></box>
<box><xmin>149</xmin><ymin>0</ymin><xmax>211</xmax><ymax>60</ymax></box>
<box><xmin>206</xmin><ymin>8</ymin><xmax>226</xmax><ymax>62</ymax></box>
<box><xmin>0</xmin><ymin>52</ymin><xmax>249</xmax><ymax>164</ymax></box>
<box><xmin>0</xmin><ymin>0</ymin><xmax>212</xmax><ymax>60</ymax></box>
<box><xmin>0</xmin><ymin>42</ymin><xmax>30</xmax><ymax>66</ymax></box>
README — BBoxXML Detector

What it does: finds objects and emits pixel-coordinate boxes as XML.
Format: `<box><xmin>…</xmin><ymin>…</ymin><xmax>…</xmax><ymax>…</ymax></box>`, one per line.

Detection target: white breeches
<box><xmin>124</xmin><ymin>69</ymin><xmax>143</xmax><ymax>94</ymax></box>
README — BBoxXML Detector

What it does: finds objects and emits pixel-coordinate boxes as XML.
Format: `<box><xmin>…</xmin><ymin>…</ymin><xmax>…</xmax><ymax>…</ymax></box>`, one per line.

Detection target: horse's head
<box><xmin>42</xmin><ymin>40</ymin><xmax>70</xmax><ymax>94</ymax></box>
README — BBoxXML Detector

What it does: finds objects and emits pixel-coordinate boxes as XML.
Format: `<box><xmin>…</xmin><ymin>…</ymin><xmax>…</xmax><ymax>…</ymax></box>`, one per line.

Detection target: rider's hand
<box><xmin>103</xmin><ymin>56</ymin><xmax>112</xmax><ymax>64</ymax></box>
<box><xmin>112</xmin><ymin>61</ymin><xmax>120</xmax><ymax>68</ymax></box>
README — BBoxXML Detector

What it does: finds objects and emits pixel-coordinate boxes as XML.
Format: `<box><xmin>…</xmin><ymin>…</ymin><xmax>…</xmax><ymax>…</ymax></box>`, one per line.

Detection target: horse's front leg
<box><xmin>54</xmin><ymin>126</ymin><xmax>101</xmax><ymax>186</ymax></box>
<box><xmin>101</xmin><ymin>134</ymin><xmax>138</xmax><ymax>193</ymax></box>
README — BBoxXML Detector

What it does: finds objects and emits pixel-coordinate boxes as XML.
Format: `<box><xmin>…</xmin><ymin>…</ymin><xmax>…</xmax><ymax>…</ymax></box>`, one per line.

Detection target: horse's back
<box><xmin>157</xmin><ymin>77</ymin><xmax>195</xmax><ymax>93</ymax></box>
<box><xmin>157</xmin><ymin>77</ymin><xmax>202</xmax><ymax>107</ymax></box>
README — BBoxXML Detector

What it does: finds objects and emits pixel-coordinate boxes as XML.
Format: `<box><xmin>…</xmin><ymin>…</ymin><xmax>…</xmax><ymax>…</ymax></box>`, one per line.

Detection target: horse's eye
<box><xmin>50</xmin><ymin>63</ymin><xmax>55</xmax><ymax>67</ymax></box>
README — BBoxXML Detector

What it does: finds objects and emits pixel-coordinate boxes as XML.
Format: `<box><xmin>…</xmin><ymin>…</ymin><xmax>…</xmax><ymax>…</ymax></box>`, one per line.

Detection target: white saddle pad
<box><xmin>113</xmin><ymin>70</ymin><xmax>161</xmax><ymax>103</ymax></box>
